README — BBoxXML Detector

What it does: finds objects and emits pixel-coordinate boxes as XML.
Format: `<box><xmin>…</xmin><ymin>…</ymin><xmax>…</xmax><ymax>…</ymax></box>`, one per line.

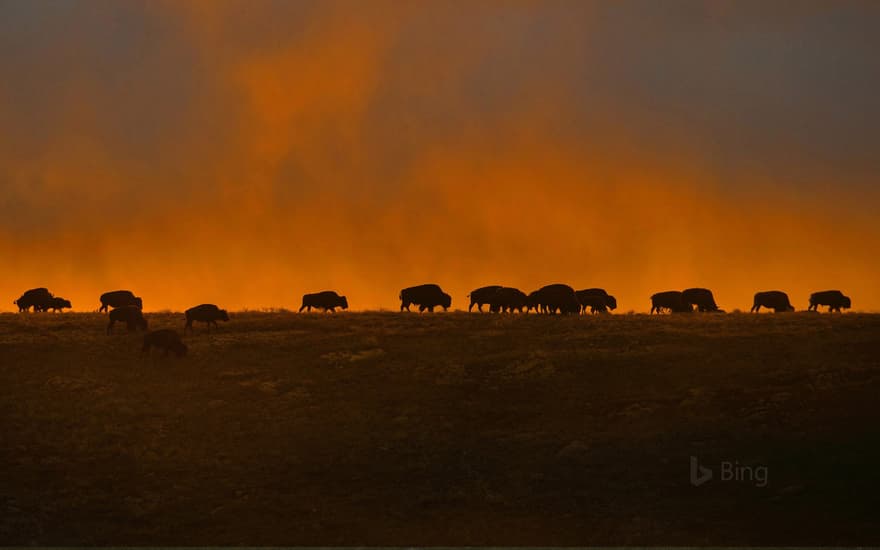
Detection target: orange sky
<box><xmin>1</xmin><ymin>1</ymin><xmax>878</xmax><ymax>312</ymax></box>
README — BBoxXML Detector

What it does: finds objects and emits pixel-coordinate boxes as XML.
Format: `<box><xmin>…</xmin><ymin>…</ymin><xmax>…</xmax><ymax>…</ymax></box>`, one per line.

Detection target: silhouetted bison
<box><xmin>751</xmin><ymin>291</ymin><xmax>795</xmax><ymax>313</ymax></box>
<box><xmin>651</xmin><ymin>291</ymin><xmax>694</xmax><ymax>314</ymax></box>
<box><xmin>489</xmin><ymin>287</ymin><xmax>529</xmax><ymax>313</ymax></box>
<box><xmin>46</xmin><ymin>297</ymin><xmax>72</xmax><ymax>312</ymax></box>
<box><xmin>532</xmin><ymin>284</ymin><xmax>580</xmax><ymax>314</ymax></box>
<box><xmin>99</xmin><ymin>290</ymin><xmax>143</xmax><ymax>312</ymax></box>
<box><xmin>107</xmin><ymin>306</ymin><xmax>148</xmax><ymax>334</ymax></box>
<box><xmin>468</xmin><ymin>285</ymin><xmax>502</xmax><ymax>312</ymax></box>
<box><xmin>299</xmin><ymin>291</ymin><xmax>348</xmax><ymax>312</ymax></box>
<box><xmin>14</xmin><ymin>288</ymin><xmax>53</xmax><ymax>312</ymax></box>
<box><xmin>576</xmin><ymin>288</ymin><xmax>617</xmax><ymax>314</ymax></box>
<box><xmin>808</xmin><ymin>290</ymin><xmax>851</xmax><ymax>313</ymax></box>
<box><xmin>400</xmin><ymin>284</ymin><xmax>451</xmax><ymax>312</ymax></box>
<box><xmin>143</xmin><ymin>329</ymin><xmax>188</xmax><ymax>357</ymax></box>
<box><xmin>185</xmin><ymin>304</ymin><xmax>229</xmax><ymax>332</ymax></box>
<box><xmin>682</xmin><ymin>288</ymin><xmax>721</xmax><ymax>312</ymax></box>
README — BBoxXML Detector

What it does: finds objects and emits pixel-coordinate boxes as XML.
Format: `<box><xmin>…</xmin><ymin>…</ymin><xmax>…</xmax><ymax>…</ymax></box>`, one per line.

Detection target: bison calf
<box><xmin>143</xmin><ymin>329</ymin><xmax>188</xmax><ymax>357</ymax></box>
<box><xmin>809</xmin><ymin>290</ymin><xmax>851</xmax><ymax>313</ymax></box>
<box><xmin>185</xmin><ymin>304</ymin><xmax>230</xmax><ymax>332</ymax></box>
<box><xmin>299</xmin><ymin>291</ymin><xmax>348</xmax><ymax>312</ymax></box>
<box><xmin>46</xmin><ymin>297</ymin><xmax>72</xmax><ymax>312</ymax></box>
<box><xmin>751</xmin><ymin>291</ymin><xmax>795</xmax><ymax>313</ymax></box>
<box><xmin>107</xmin><ymin>306</ymin><xmax>148</xmax><ymax>334</ymax></box>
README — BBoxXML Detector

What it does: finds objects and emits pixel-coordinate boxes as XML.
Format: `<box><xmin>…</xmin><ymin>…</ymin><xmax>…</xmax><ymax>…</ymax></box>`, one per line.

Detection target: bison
<box><xmin>808</xmin><ymin>290</ymin><xmax>851</xmax><ymax>313</ymax></box>
<box><xmin>531</xmin><ymin>284</ymin><xmax>580</xmax><ymax>315</ymax></box>
<box><xmin>489</xmin><ymin>287</ymin><xmax>529</xmax><ymax>313</ymax></box>
<box><xmin>14</xmin><ymin>287</ymin><xmax>53</xmax><ymax>312</ymax></box>
<box><xmin>107</xmin><ymin>305</ymin><xmax>148</xmax><ymax>334</ymax></box>
<box><xmin>682</xmin><ymin>288</ymin><xmax>722</xmax><ymax>312</ymax></box>
<box><xmin>650</xmin><ymin>291</ymin><xmax>694</xmax><ymax>314</ymax></box>
<box><xmin>45</xmin><ymin>297</ymin><xmax>72</xmax><ymax>312</ymax></box>
<box><xmin>400</xmin><ymin>284</ymin><xmax>452</xmax><ymax>312</ymax></box>
<box><xmin>299</xmin><ymin>291</ymin><xmax>348</xmax><ymax>312</ymax></box>
<box><xmin>143</xmin><ymin>329</ymin><xmax>188</xmax><ymax>357</ymax></box>
<box><xmin>576</xmin><ymin>288</ymin><xmax>617</xmax><ymax>314</ymax></box>
<box><xmin>468</xmin><ymin>285</ymin><xmax>502</xmax><ymax>312</ymax></box>
<box><xmin>185</xmin><ymin>304</ymin><xmax>230</xmax><ymax>332</ymax></box>
<box><xmin>99</xmin><ymin>290</ymin><xmax>143</xmax><ymax>313</ymax></box>
<box><xmin>751</xmin><ymin>290</ymin><xmax>795</xmax><ymax>313</ymax></box>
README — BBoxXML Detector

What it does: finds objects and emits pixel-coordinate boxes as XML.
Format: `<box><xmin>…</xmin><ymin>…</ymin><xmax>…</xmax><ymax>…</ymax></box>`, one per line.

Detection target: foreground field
<box><xmin>1</xmin><ymin>311</ymin><xmax>879</xmax><ymax>545</ymax></box>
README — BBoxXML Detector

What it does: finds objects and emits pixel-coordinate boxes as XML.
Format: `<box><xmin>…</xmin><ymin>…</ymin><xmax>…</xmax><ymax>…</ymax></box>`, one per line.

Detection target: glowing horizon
<box><xmin>2</xmin><ymin>1</ymin><xmax>878</xmax><ymax>313</ymax></box>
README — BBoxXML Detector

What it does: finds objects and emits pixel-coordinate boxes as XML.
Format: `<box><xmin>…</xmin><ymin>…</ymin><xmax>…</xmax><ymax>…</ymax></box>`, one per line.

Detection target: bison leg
<box><xmin>400</xmin><ymin>301</ymin><xmax>410</xmax><ymax>312</ymax></box>
<box><xmin>298</xmin><ymin>304</ymin><xmax>307</xmax><ymax>313</ymax></box>
<box><xmin>468</xmin><ymin>301</ymin><xmax>475</xmax><ymax>312</ymax></box>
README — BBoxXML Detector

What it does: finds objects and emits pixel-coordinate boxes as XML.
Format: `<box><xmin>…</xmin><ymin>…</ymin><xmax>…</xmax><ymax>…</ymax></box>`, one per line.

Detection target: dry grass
<box><xmin>1</xmin><ymin>311</ymin><xmax>879</xmax><ymax>545</ymax></box>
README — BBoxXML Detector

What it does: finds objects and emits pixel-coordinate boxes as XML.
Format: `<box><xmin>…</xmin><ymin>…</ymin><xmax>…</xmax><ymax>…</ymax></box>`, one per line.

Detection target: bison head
<box><xmin>842</xmin><ymin>296</ymin><xmax>852</xmax><ymax>309</ymax></box>
<box><xmin>340</xmin><ymin>296</ymin><xmax>349</xmax><ymax>310</ymax></box>
<box><xmin>441</xmin><ymin>293</ymin><xmax>452</xmax><ymax>310</ymax></box>
<box><xmin>58</xmin><ymin>299</ymin><xmax>72</xmax><ymax>309</ymax></box>
<box><xmin>606</xmin><ymin>295</ymin><xmax>618</xmax><ymax>310</ymax></box>
<box><xmin>219</xmin><ymin>309</ymin><xmax>230</xmax><ymax>321</ymax></box>
<box><xmin>134</xmin><ymin>297</ymin><xmax>144</xmax><ymax>309</ymax></box>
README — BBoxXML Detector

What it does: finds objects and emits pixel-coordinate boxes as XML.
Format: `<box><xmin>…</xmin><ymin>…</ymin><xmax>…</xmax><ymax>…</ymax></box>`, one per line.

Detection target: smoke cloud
<box><xmin>1</xmin><ymin>0</ymin><xmax>878</xmax><ymax>311</ymax></box>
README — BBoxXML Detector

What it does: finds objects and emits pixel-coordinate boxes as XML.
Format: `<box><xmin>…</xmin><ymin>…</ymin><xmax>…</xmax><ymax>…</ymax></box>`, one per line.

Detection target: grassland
<box><xmin>1</xmin><ymin>311</ymin><xmax>879</xmax><ymax>545</ymax></box>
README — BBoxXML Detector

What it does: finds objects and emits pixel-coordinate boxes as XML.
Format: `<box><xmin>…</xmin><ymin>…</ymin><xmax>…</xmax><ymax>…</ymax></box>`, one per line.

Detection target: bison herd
<box><xmin>7</xmin><ymin>284</ymin><xmax>856</xmax><ymax>357</ymax></box>
<box><xmin>9</xmin><ymin>287</ymin><xmax>232</xmax><ymax>358</ymax></box>
<box><xmin>13</xmin><ymin>288</ymin><xmax>72</xmax><ymax>313</ymax></box>
<box><xmin>11</xmin><ymin>285</ymin><xmax>855</xmax><ymax>319</ymax></box>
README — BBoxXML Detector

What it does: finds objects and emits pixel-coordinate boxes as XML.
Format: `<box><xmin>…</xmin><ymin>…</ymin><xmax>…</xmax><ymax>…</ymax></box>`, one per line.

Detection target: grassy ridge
<box><xmin>1</xmin><ymin>311</ymin><xmax>879</xmax><ymax>545</ymax></box>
